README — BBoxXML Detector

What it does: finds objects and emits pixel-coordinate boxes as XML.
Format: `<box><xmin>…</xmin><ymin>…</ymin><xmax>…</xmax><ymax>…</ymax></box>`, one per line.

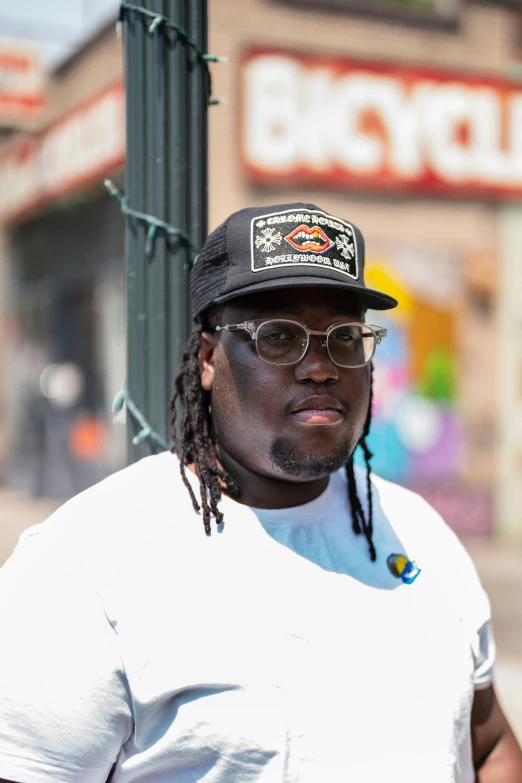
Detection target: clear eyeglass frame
<box><xmin>215</xmin><ymin>319</ymin><xmax>387</xmax><ymax>369</ymax></box>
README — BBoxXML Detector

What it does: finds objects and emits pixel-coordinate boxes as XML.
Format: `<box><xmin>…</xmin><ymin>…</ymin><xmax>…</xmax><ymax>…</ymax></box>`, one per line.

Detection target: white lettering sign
<box><xmin>243</xmin><ymin>52</ymin><xmax>522</xmax><ymax>195</ymax></box>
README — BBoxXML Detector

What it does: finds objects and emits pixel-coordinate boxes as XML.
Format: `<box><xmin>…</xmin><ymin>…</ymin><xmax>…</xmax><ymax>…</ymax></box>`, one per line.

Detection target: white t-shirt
<box><xmin>0</xmin><ymin>451</ymin><xmax>494</xmax><ymax>783</ymax></box>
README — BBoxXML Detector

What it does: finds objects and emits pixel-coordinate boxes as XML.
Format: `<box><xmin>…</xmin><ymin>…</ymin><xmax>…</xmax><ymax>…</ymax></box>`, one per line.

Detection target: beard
<box><xmin>269</xmin><ymin>436</ymin><xmax>354</xmax><ymax>479</ymax></box>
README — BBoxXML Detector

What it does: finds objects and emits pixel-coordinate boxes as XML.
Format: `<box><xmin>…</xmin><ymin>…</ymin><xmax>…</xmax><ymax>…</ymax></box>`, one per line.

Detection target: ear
<box><xmin>199</xmin><ymin>331</ymin><xmax>218</xmax><ymax>391</ymax></box>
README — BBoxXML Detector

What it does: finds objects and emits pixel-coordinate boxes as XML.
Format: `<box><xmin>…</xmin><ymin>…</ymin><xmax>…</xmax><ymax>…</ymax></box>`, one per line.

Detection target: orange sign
<box><xmin>242</xmin><ymin>49</ymin><xmax>522</xmax><ymax>198</ymax></box>
<box><xmin>0</xmin><ymin>41</ymin><xmax>45</xmax><ymax>127</ymax></box>
<box><xmin>0</xmin><ymin>82</ymin><xmax>124</xmax><ymax>222</ymax></box>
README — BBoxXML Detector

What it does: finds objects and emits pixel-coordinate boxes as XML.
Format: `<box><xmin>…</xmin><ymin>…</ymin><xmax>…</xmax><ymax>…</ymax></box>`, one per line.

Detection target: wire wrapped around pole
<box><xmin>113</xmin><ymin>384</ymin><xmax>170</xmax><ymax>450</ymax></box>
<box><xmin>118</xmin><ymin>1</ymin><xmax>227</xmax><ymax>104</ymax></box>
<box><xmin>105</xmin><ymin>180</ymin><xmax>200</xmax><ymax>260</ymax></box>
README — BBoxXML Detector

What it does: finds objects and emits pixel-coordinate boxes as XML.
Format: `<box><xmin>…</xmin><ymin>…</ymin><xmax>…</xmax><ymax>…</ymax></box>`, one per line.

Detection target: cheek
<box><xmin>351</xmin><ymin>368</ymin><xmax>371</xmax><ymax>428</ymax></box>
<box><xmin>332</xmin><ymin>366</ymin><xmax>371</xmax><ymax>446</ymax></box>
<box><xmin>351</xmin><ymin>367</ymin><xmax>371</xmax><ymax>416</ymax></box>
<box><xmin>211</xmin><ymin>351</ymin><xmax>239</xmax><ymax>420</ymax></box>
<box><xmin>211</xmin><ymin>343</ymin><xmax>286</xmax><ymax>436</ymax></box>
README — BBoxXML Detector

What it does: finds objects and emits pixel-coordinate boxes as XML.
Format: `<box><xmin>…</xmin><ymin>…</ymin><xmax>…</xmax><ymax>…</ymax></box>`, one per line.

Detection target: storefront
<box><xmin>208</xmin><ymin>0</ymin><xmax>522</xmax><ymax>536</ymax></box>
<box><xmin>0</xmin><ymin>79</ymin><xmax>126</xmax><ymax>498</ymax></box>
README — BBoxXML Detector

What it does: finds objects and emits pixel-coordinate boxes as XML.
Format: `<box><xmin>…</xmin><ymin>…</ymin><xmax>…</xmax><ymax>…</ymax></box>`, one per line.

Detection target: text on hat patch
<box><xmin>250</xmin><ymin>208</ymin><xmax>358</xmax><ymax>280</ymax></box>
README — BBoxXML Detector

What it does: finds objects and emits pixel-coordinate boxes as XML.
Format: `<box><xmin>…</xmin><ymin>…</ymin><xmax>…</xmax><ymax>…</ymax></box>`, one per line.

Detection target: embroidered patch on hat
<box><xmin>285</xmin><ymin>225</ymin><xmax>333</xmax><ymax>253</ymax></box>
<box><xmin>250</xmin><ymin>208</ymin><xmax>358</xmax><ymax>280</ymax></box>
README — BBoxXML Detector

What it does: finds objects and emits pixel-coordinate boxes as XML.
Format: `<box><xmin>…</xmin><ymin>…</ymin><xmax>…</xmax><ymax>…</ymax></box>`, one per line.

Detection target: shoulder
<box><xmin>1</xmin><ymin>451</ymin><xmax>206</xmax><ymax>629</ymax></box>
<box><xmin>10</xmin><ymin>451</ymin><xmax>194</xmax><ymax>571</ymax></box>
<box><xmin>29</xmin><ymin>449</ymin><xmax>180</xmax><ymax>523</ymax></box>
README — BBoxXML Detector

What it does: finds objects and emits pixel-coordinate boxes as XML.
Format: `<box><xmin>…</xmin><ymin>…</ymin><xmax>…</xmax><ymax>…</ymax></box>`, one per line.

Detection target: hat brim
<box><xmin>212</xmin><ymin>276</ymin><xmax>398</xmax><ymax>311</ymax></box>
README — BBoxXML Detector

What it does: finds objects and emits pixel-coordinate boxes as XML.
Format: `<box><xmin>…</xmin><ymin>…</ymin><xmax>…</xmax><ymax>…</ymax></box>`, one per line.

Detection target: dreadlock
<box><xmin>169</xmin><ymin>318</ymin><xmax>240</xmax><ymax>535</ymax></box>
<box><xmin>169</xmin><ymin>322</ymin><xmax>377</xmax><ymax>560</ymax></box>
<box><xmin>346</xmin><ymin>364</ymin><xmax>376</xmax><ymax>561</ymax></box>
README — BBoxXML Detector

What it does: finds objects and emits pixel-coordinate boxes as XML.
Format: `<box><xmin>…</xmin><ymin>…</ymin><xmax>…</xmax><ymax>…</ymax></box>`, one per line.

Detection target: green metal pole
<box><xmin>122</xmin><ymin>0</ymin><xmax>208</xmax><ymax>461</ymax></box>
<box><xmin>187</xmin><ymin>0</ymin><xmax>208</xmax><ymax>253</ymax></box>
<box><xmin>166</xmin><ymin>0</ymin><xmax>191</xmax><ymax>388</ymax></box>
<box><xmin>145</xmin><ymin>0</ymin><xmax>170</xmax><ymax>453</ymax></box>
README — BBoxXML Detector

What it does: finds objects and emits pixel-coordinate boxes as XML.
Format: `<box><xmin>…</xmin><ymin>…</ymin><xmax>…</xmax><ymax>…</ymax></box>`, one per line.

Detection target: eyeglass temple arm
<box><xmin>215</xmin><ymin>322</ymin><xmax>256</xmax><ymax>337</ymax></box>
<box><xmin>366</xmin><ymin>326</ymin><xmax>387</xmax><ymax>343</ymax></box>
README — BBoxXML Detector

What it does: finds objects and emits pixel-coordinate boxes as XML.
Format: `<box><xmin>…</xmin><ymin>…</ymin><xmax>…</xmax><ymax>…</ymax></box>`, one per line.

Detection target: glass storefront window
<box><xmin>3</xmin><ymin>188</ymin><xmax>126</xmax><ymax>499</ymax></box>
<box><xmin>274</xmin><ymin>0</ymin><xmax>461</xmax><ymax>25</ymax></box>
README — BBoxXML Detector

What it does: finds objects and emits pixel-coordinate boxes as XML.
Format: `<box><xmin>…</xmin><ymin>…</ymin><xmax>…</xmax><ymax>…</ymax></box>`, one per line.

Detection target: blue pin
<box><xmin>387</xmin><ymin>553</ymin><xmax>421</xmax><ymax>584</ymax></box>
<box><xmin>400</xmin><ymin>560</ymin><xmax>422</xmax><ymax>584</ymax></box>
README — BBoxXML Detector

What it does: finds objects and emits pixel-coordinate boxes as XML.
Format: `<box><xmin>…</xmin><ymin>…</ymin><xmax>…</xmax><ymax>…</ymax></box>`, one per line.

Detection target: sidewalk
<box><xmin>1</xmin><ymin>490</ymin><xmax>521</xmax><ymax>740</ymax></box>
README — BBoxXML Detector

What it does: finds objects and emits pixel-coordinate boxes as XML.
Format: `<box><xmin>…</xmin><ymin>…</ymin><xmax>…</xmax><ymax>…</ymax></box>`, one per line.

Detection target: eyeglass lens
<box><xmin>255</xmin><ymin>320</ymin><xmax>375</xmax><ymax>367</ymax></box>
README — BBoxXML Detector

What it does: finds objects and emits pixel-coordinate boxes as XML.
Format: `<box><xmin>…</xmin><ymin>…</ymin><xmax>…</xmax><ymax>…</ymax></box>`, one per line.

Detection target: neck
<box><xmin>216</xmin><ymin>443</ymin><xmax>330</xmax><ymax>509</ymax></box>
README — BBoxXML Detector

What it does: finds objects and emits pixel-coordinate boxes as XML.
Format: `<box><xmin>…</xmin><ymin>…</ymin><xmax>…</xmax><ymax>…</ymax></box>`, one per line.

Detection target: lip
<box><xmin>289</xmin><ymin>396</ymin><xmax>345</xmax><ymax>426</ymax></box>
<box><xmin>285</xmin><ymin>224</ymin><xmax>333</xmax><ymax>253</ymax></box>
<box><xmin>292</xmin><ymin>409</ymin><xmax>343</xmax><ymax>425</ymax></box>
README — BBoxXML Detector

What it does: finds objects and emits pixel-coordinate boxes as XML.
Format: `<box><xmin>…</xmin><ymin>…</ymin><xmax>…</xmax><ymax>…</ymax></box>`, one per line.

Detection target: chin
<box><xmin>269</xmin><ymin>437</ymin><xmax>354</xmax><ymax>479</ymax></box>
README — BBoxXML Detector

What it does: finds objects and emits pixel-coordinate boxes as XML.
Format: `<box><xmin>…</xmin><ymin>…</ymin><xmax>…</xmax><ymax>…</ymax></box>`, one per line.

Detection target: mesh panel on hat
<box><xmin>191</xmin><ymin>217</ymin><xmax>229</xmax><ymax>318</ymax></box>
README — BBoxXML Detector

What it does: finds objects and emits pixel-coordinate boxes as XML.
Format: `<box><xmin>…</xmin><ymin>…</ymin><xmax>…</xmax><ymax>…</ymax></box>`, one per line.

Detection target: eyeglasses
<box><xmin>215</xmin><ymin>319</ymin><xmax>387</xmax><ymax>369</ymax></box>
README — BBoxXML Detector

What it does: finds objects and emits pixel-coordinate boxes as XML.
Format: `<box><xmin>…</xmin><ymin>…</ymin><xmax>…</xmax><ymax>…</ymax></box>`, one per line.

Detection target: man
<box><xmin>0</xmin><ymin>203</ymin><xmax>521</xmax><ymax>782</ymax></box>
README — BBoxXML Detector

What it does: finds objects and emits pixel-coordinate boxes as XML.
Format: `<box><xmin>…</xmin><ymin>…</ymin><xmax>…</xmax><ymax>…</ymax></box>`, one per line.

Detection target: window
<box><xmin>275</xmin><ymin>0</ymin><xmax>462</xmax><ymax>27</ymax></box>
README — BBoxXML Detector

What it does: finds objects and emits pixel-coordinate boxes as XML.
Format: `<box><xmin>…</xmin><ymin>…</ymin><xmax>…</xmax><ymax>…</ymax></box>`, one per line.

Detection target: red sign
<box><xmin>242</xmin><ymin>49</ymin><xmax>522</xmax><ymax>198</ymax></box>
<box><xmin>0</xmin><ymin>82</ymin><xmax>124</xmax><ymax>222</ymax></box>
<box><xmin>0</xmin><ymin>42</ymin><xmax>45</xmax><ymax>127</ymax></box>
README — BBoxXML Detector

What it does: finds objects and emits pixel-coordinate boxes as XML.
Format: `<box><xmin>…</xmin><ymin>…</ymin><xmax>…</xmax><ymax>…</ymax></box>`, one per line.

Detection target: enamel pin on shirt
<box><xmin>387</xmin><ymin>553</ymin><xmax>422</xmax><ymax>584</ymax></box>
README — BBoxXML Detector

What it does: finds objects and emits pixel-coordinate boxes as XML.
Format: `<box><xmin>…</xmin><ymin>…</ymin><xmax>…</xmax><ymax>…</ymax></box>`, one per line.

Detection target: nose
<box><xmin>293</xmin><ymin>334</ymin><xmax>339</xmax><ymax>384</ymax></box>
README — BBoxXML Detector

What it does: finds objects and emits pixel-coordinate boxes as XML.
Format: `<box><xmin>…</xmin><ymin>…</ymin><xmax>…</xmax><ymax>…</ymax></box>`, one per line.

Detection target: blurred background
<box><xmin>0</xmin><ymin>0</ymin><xmax>521</xmax><ymax>737</ymax></box>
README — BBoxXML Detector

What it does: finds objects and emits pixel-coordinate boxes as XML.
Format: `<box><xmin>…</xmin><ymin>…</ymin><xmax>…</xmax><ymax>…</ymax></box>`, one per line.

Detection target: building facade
<box><xmin>0</xmin><ymin>27</ymin><xmax>125</xmax><ymax>498</ymax></box>
<box><xmin>0</xmin><ymin>0</ymin><xmax>521</xmax><ymax>538</ymax></box>
<box><xmin>208</xmin><ymin>0</ymin><xmax>522</xmax><ymax>537</ymax></box>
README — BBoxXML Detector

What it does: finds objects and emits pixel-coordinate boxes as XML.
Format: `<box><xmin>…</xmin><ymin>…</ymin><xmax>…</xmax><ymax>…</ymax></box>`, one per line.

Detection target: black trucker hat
<box><xmin>191</xmin><ymin>203</ymin><xmax>398</xmax><ymax>318</ymax></box>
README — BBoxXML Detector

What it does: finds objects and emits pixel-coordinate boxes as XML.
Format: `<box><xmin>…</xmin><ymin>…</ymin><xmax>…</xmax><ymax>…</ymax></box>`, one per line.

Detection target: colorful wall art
<box><xmin>361</xmin><ymin>248</ymin><xmax>492</xmax><ymax>535</ymax></box>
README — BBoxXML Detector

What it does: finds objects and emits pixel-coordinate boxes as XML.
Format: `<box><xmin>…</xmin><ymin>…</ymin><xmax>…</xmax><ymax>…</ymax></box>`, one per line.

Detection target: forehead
<box><xmin>221</xmin><ymin>287</ymin><xmax>366</xmax><ymax>321</ymax></box>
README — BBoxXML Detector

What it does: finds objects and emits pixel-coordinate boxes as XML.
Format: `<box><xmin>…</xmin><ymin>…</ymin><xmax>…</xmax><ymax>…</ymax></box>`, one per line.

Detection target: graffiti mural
<box><xmin>362</xmin><ymin>248</ymin><xmax>492</xmax><ymax>535</ymax></box>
